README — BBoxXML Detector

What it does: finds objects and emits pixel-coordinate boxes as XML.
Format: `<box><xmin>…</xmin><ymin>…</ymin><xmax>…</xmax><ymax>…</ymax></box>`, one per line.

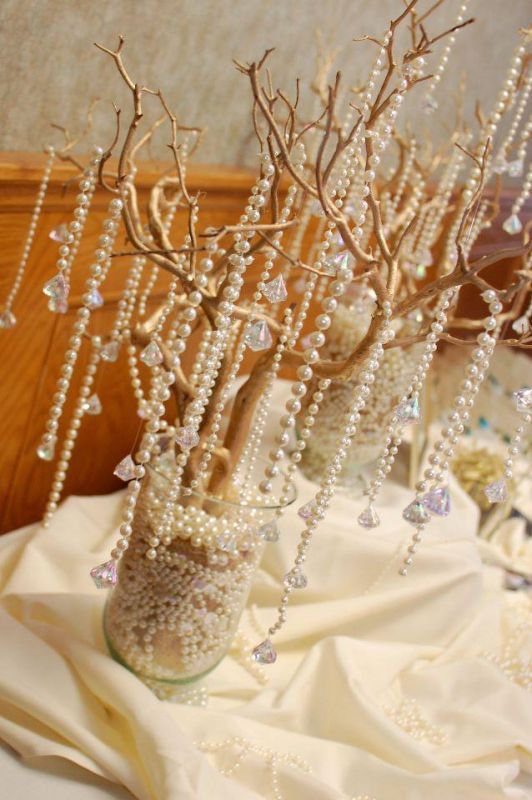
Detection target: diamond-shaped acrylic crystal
<box><xmin>36</xmin><ymin>436</ymin><xmax>56</xmax><ymax>461</ymax></box>
<box><xmin>422</xmin><ymin>94</ymin><xmax>438</xmax><ymax>114</ymax></box>
<box><xmin>402</xmin><ymin>499</ymin><xmax>431</xmax><ymax>526</ymax></box>
<box><xmin>175</xmin><ymin>426</ymin><xmax>200</xmax><ymax>450</ymax></box>
<box><xmin>422</xmin><ymin>486</ymin><xmax>451</xmax><ymax>517</ymax></box>
<box><xmin>395</xmin><ymin>396</ymin><xmax>420</xmax><ymax>424</ymax></box>
<box><xmin>43</xmin><ymin>272</ymin><xmax>69</xmax><ymax>300</ymax></box>
<box><xmin>258</xmin><ymin>519</ymin><xmax>280</xmax><ymax>542</ymax></box>
<box><xmin>502</xmin><ymin>214</ymin><xmax>522</xmax><ymax>235</ymax></box>
<box><xmin>507</xmin><ymin>159</ymin><xmax>524</xmax><ymax>178</ymax></box>
<box><xmin>483</xmin><ymin>479</ymin><xmax>508</xmax><ymax>504</ymax></box>
<box><xmin>140</xmin><ymin>340</ymin><xmax>164</xmax><ymax>367</ymax></box>
<box><xmin>244</xmin><ymin>319</ymin><xmax>273</xmax><ymax>352</ymax></box>
<box><xmin>86</xmin><ymin>287</ymin><xmax>104</xmax><ymax>310</ymax></box>
<box><xmin>252</xmin><ymin>638</ymin><xmax>277</xmax><ymax>664</ymax></box>
<box><xmin>357</xmin><ymin>504</ymin><xmax>380</xmax><ymax>529</ymax></box>
<box><xmin>82</xmin><ymin>393</ymin><xmax>102</xmax><ymax>415</ymax></box>
<box><xmin>286</xmin><ymin>569</ymin><xmax>308</xmax><ymax>589</ymax></box>
<box><xmin>101</xmin><ymin>340</ymin><xmax>120</xmax><ymax>362</ymax></box>
<box><xmin>512</xmin><ymin>315</ymin><xmax>530</xmax><ymax>336</ymax></box>
<box><xmin>90</xmin><ymin>559</ymin><xmax>118</xmax><ymax>589</ymax></box>
<box><xmin>113</xmin><ymin>454</ymin><xmax>137</xmax><ymax>482</ymax></box>
<box><xmin>49</xmin><ymin>223</ymin><xmax>69</xmax><ymax>243</ymax></box>
<box><xmin>0</xmin><ymin>310</ymin><xmax>16</xmax><ymax>329</ymax></box>
<box><xmin>262</xmin><ymin>274</ymin><xmax>288</xmax><ymax>304</ymax></box>
<box><xmin>513</xmin><ymin>387</ymin><xmax>532</xmax><ymax>413</ymax></box>
<box><xmin>298</xmin><ymin>500</ymin><xmax>316</xmax><ymax>520</ymax></box>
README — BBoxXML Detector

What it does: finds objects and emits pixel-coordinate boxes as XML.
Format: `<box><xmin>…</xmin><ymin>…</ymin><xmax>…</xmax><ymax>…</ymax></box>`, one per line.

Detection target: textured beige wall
<box><xmin>0</xmin><ymin>0</ymin><xmax>530</xmax><ymax>166</ymax></box>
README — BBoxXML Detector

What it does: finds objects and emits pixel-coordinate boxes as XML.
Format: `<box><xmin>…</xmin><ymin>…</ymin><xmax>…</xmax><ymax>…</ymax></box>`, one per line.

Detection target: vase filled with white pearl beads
<box><xmin>103</xmin><ymin>452</ymin><xmax>296</xmax><ymax>700</ymax></box>
<box><xmin>297</xmin><ymin>287</ymin><xmax>424</xmax><ymax>489</ymax></box>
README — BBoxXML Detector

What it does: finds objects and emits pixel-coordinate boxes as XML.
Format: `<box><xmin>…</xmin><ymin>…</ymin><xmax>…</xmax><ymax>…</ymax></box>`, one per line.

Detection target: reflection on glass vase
<box><xmin>104</xmin><ymin>458</ymin><xmax>295</xmax><ymax>701</ymax></box>
<box><xmin>297</xmin><ymin>287</ymin><xmax>423</xmax><ymax>490</ymax></box>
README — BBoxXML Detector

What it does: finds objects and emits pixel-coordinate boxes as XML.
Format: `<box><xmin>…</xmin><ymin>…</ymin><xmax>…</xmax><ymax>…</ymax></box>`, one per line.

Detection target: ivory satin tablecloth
<box><xmin>1</xmin><ymin>388</ymin><xmax>532</xmax><ymax>799</ymax></box>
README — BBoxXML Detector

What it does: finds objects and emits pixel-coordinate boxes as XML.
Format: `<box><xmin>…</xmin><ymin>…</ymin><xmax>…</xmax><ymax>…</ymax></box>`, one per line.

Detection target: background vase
<box><xmin>104</xmin><ymin>456</ymin><xmax>295</xmax><ymax>700</ymax></box>
<box><xmin>298</xmin><ymin>287</ymin><xmax>423</xmax><ymax>489</ymax></box>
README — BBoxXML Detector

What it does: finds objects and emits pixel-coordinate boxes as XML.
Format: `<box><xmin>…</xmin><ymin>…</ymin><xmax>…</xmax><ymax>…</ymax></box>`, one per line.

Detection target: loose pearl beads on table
<box><xmin>1</xmin><ymin>146</ymin><xmax>55</xmax><ymax>327</ymax></box>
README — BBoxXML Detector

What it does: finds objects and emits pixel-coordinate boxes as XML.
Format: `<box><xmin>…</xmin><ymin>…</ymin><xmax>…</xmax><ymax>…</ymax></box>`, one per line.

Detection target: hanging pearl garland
<box><xmin>0</xmin><ymin>146</ymin><xmax>56</xmax><ymax>329</ymax></box>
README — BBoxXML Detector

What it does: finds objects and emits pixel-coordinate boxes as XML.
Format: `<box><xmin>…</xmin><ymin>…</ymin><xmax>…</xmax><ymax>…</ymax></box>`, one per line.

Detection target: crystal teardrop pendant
<box><xmin>395</xmin><ymin>396</ymin><xmax>420</xmax><ymax>424</ymax></box>
<box><xmin>175</xmin><ymin>426</ymin><xmax>200</xmax><ymax>450</ymax></box>
<box><xmin>357</xmin><ymin>505</ymin><xmax>380</xmax><ymax>529</ymax></box>
<box><xmin>113</xmin><ymin>454</ymin><xmax>137</xmax><ymax>482</ymax></box>
<box><xmin>297</xmin><ymin>500</ymin><xmax>316</xmax><ymax>520</ymax></box>
<box><xmin>262</xmin><ymin>274</ymin><xmax>288</xmax><ymax>304</ymax></box>
<box><xmin>43</xmin><ymin>273</ymin><xmax>70</xmax><ymax>313</ymax></box>
<box><xmin>258</xmin><ymin>519</ymin><xmax>280</xmax><ymax>542</ymax></box>
<box><xmin>82</xmin><ymin>393</ymin><xmax>102</xmax><ymax>415</ymax></box>
<box><xmin>402</xmin><ymin>499</ymin><xmax>430</xmax><ymax>526</ymax></box>
<box><xmin>244</xmin><ymin>319</ymin><xmax>273</xmax><ymax>352</ymax></box>
<box><xmin>36</xmin><ymin>436</ymin><xmax>57</xmax><ymax>461</ymax></box>
<box><xmin>49</xmin><ymin>223</ymin><xmax>69</xmax><ymax>243</ymax></box>
<box><xmin>86</xmin><ymin>287</ymin><xmax>104</xmax><ymax>310</ymax></box>
<box><xmin>483</xmin><ymin>479</ymin><xmax>508</xmax><ymax>504</ymax></box>
<box><xmin>0</xmin><ymin>310</ymin><xmax>16</xmax><ymax>329</ymax></box>
<box><xmin>90</xmin><ymin>559</ymin><xmax>118</xmax><ymax>589</ymax></box>
<box><xmin>513</xmin><ymin>388</ymin><xmax>531</xmax><ymax>413</ymax></box>
<box><xmin>285</xmin><ymin>568</ymin><xmax>308</xmax><ymax>589</ymax></box>
<box><xmin>422</xmin><ymin>486</ymin><xmax>451</xmax><ymax>516</ymax></box>
<box><xmin>101</xmin><ymin>340</ymin><xmax>120</xmax><ymax>362</ymax></box>
<box><xmin>252</xmin><ymin>638</ymin><xmax>277</xmax><ymax>664</ymax></box>
<box><xmin>502</xmin><ymin>214</ymin><xmax>522</xmax><ymax>235</ymax></box>
<box><xmin>140</xmin><ymin>340</ymin><xmax>164</xmax><ymax>367</ymax></box>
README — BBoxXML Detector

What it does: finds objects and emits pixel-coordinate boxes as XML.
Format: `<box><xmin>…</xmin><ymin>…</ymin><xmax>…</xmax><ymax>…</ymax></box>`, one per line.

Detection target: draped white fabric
<box><xmin>1</xmin><ymin>384</ymin><xmax>531</xmax><ymax>799</ymax></box>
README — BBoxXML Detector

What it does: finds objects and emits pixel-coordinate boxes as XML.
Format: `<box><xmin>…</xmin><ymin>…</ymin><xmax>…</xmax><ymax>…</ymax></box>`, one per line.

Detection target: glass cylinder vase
<box><xmin>104</xmin><ymin>459</ymin><xmax>295</xmax><ymax>700</ymax></box>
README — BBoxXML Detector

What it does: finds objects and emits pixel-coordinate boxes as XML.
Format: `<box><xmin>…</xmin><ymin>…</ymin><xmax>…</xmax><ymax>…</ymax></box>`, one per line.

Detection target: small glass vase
<box><xmin>104</xmin><ymin>459</ymin><xmax>295</xmax><ymax>701</ymax></box>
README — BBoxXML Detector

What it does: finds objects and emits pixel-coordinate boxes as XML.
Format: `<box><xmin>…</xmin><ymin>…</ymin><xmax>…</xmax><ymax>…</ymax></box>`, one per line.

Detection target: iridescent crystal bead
<box><xmin>101</xmin><ymin>340</ymin><xmax>120</xmax><ymax>362</ymax></box>
<box><xmin>43</xmin><ymin>272</ymin><xmax>69</xmax><ymax>300</ymax></box>
<box><xmin>262</xmin><ymin>274</ymin><xmax>287</xmax><ymax>303</ymax></box>
<box><xmin>513</xmin><ymin>387</ymin><xmax>531</xmax><ymax>413</ymax></box>
<box><xmin>258</xmin><ymin>519</ymin><xmax>280</xmax><ymax>542</ymax></box>
<box><xmin>175</xmin><ymin>426</ymin><xmax>200</xmax><ymax>450</ymax></box>
<box><xmin>244</xmin><ymin>320</ymin><xmax>273</xmax><ymax>352</ymax></box>
<box><xmin>396</xmin><ymin>396</ymin><xmax>420</xmax><ymax>424</ymax></box>
<box><xmin>82</xmin><ymin>393</ymin><xmax>102</xmax><ymax>415</ymax></box>
<box><xmin>422</xmin><ymin>95</ymin><xmax>438</xmax><ymax>114</ymax></box>
<box><xmin>483</xmin><ymin>479</ymin><xmax>508</xmax><ymax>504</ymax></box>
<box><xmin>402</xmin><ymin>499</ymin><xmax>430</xmax><ymax>526</ymax></box>
<box><xmin>86</xmin><ymin>287</ymin><xmax>104</xmax><ymax>310</ymax></box>
<box><xmin>357</xmin><ymin>505</ymin><xmax>380</xmax><ymax>529</ymax></box>
<box><xmin>252</xmin><ymin>638</ymin><xmax>277</xmax><ymax>664</ymax></box>
<box><xmin>140</xmin><ymin>340</ymin><xmax>164</xmax><ymax>367</ymax></box>
<box><xmin>512</xmin><ymin>315</ymin><xmax>530</xmax><ymax>336</ymax></box>
<box><xmin>286</xmin><ymin>568</ymin><xmax>308</xmax><ymax>589</ymax></box>
<box><xmin>36</xmin><ymin>436</ymin><xmax>57</xmax><ymax>461</ymax></box>
<box><xmin>49</xmin><ymin>223</ymin><xmax>69</xmax><ymax>243</ymax></box>
<box><xmin>298</xmin><ymin>500</ymin><xmax>316</xmax><ymax>520</ymax></box>
<box><xmin>502</xmin><ymin>214</ymin><xmax>522</xmax><ymax>235</ymax></box>
<box><xmin>0</xmin><ymin>310</ymin><xmax>16</xmax><ymax>329</ymax></box>
<box><xmin>422</xmin><ymin>486</ymin><xmax>450</xmax><ymax>517</ymax></box>
<box><xmin>90</xmin><ymin>559</ymin><xmax>118</xmax><ymax>589</ymax></box>
<box><xmin>325</xmin><ymin>250</ymin><xmax>350</xmax><ymax>275</ymax></box>
<box><xmin>507</xmin><ymin>159</ymin><xmax>523</xmax><ymax>178</ymax></box>
<box><xmin>113</xmin><ymin>454</ymin><xmax>137</xmax><ymax>482</ymax></box>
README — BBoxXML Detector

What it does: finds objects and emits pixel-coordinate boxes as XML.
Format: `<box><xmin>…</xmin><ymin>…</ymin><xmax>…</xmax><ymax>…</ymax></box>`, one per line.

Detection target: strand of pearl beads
<box><xmin>253</xmin><ymin>308</ymin><xmax>392</xmax><ymax>662</ymax></box>
<box><xmin>140</xmin><ymin>161</ymin><xmax>276</xmax><ymax>561</ymax></box>
<box><xmin>503</xmin><ymin>160</ymin><xmax>532</xmax><ymax>235</ymax></box>
<box><xmin>494</xmin><ymin>73</ymin><xmax>531</xmax><ymax>173</ymax></box>
<box><xmin>421</xmin><ymin>2</ymin><xmax>469</xmax><ymax>114</ymax></box>
<box><xmin>0</xmin><ymin>146</ymin><xmax>56</xmax><ymax>329</ymax></box>
<box><xmin>358</xmin><ymin>291</ymin><xmax>453</xmax><ymax>529</ymax></box>
<box><xmin>36</xmin><ymin>195</ymin><xmax>123</xmax><ymax>464</ymax></box>
<box><xmin>483</xmin><ymin>385</ymin><xmax>531</xmax><ymax>506</ymax></box>
<box><xmin>42</xmin><ymin>337</ymin><xmax>102</xmax><ymax>527</ymax></box>
<box><xmin>398</xmin><ymin>290</ymin><xmax>501</xmax><ymax>575</ymax></box>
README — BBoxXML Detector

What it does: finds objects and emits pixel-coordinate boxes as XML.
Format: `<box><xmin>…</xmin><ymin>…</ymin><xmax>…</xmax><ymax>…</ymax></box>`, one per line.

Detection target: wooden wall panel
<box><xmin>0</xmin><ymin>152</ymin><xmax>529</xmax><ymax>534</ymax></box>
